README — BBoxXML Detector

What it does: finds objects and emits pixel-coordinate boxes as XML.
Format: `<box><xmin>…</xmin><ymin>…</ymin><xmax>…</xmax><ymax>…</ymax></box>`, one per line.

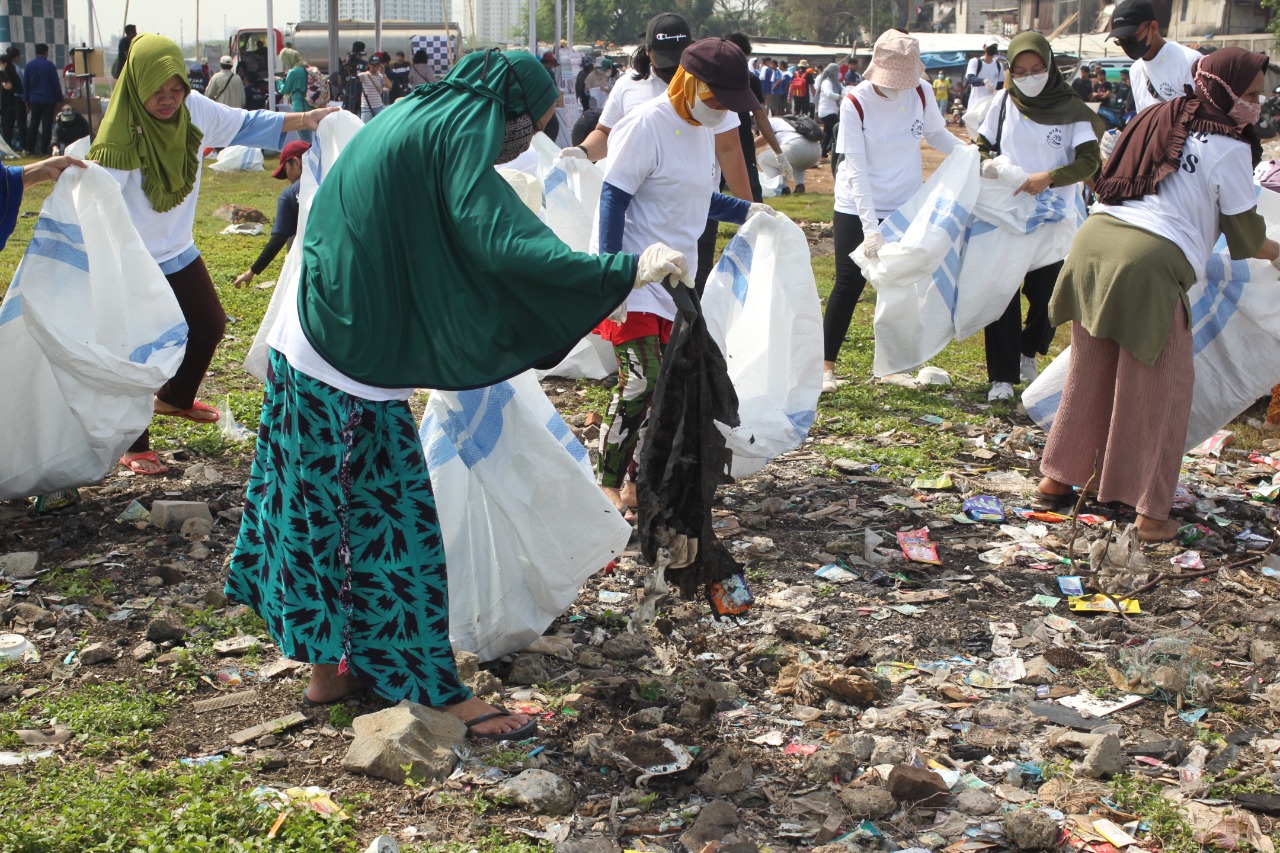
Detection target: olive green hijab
<box><xmin>1004</xmin><ymin>31</ymin><xmax>1105</xmax><ymax>136</ymax></box>
<box><xmin>88</xmin><ymin>33</ymin><xmax>203</xmax><ymax>212</ymax></box>
<box><xmin>298</xmin><ymin>50</ymin><xmax>636</xmax><ymax>390</ymax></box>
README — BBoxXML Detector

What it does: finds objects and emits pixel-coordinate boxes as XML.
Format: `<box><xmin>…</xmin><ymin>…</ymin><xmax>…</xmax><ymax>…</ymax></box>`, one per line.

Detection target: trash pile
<box><xmin>4</xmin><ymin>391</ymin><xmax>1280</xmax><ymax>850</ymax></box>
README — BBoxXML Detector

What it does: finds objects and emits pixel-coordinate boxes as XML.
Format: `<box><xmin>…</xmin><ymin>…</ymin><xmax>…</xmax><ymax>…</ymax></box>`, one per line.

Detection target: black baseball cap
<box><xmin>646</xmin><ymin>13</ymin><xmax>692</xmax><ymax>69</ymax></box>
<box><xmin>679</xmin><ymin>38</ymin><xmax>762</xmax><ymax>113</ymax></box>
<box><xmin>1109</xmin><ymin>0</ymin><xmax>1157</xmax><ymax>38</ymax></box>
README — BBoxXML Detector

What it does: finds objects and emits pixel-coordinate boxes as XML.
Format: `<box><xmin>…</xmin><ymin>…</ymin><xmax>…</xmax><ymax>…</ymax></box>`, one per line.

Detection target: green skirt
<box><xmin>225</xmin><ymin>349</ymin><xmax>470</xmax><ymax>707</ymax></box>
<box><xmin>1049</xmin><ymin>213</ymin><xmax>1197</xmax><ymax>367</ymax></box>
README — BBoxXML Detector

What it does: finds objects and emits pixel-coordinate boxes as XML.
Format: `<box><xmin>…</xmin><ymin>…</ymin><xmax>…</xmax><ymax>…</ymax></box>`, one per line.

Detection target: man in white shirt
<box><xmin>205</xmin><ymin>55</ymin><xmax>245</xmax><ymax>110</ymax></box>
<box><xmin>965</xmin><ymin>43</ymin><xmax>1003</xmax><ymax>110</ymax></box>
<box><xmin>1109</xmin><ymin>0</ymin><xmax>1202</xmax><ymax>112</ymax></box>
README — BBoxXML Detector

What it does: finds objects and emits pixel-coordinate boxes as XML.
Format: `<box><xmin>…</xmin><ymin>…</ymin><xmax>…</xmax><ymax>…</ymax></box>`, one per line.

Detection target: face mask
<box><xmin>495</xmin><ymin>111</ymin><xmax>535</xmax><ymax>164</ymax></box>
<box><xmin>878</xmin><ymin>86</ymin><xmax>902</xmax><ymax>101</ymax></box>
<box><xmin>1013</xmin><ymin>72</ymin><xmax>1049</xmax><ymax>98</ymax></box>
<box><xmin>690</xmin><ymin>97</ymin><xmax>728</xmax><ymax>129</ymax></box>
<box><xmin>1118</xmin><ymin>30</ymin><xmax>1150</xmax><ymax>60</ymax></box>
<box><xmin>1197</xmin><ymin>68</ymin><xmax>1263</xmax><ymax>128</ymax></box>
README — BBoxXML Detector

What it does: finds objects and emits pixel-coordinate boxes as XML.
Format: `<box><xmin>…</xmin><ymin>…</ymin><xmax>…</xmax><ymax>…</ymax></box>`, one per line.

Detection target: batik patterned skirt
<box><xmin>225</xmin><ymin>349</ymin><xmax>470</xmax><ymax>707</ymax></box>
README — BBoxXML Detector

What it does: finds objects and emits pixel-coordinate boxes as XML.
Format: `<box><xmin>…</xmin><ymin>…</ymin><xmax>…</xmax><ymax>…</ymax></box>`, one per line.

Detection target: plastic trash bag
<box><xmin>857</xmin><ymin>148</ymin><xmax>1082</xmax><ymax>376</ymax></box>
<box><xmin>209</xmin><ymin>145</ymin><xmax>265</xmax><ymax>172</ymax></box>
<box><xmin>420</xmin><ymin>372</ymin><xmax>632</xmax><ymax>661</ymax></box>
<box><xmin>245</xmin><ymin>111</ymin><xmax>364</xmax><ymax>381</ymax></box>
<box><xmin>702</xmin><ymin>212</ymin><xmax>823</xmax><ymax>478</ymax></box>
<box><xmin>0</xmin><ymin>166</ymin><xmax>187</xmax><ymax>498</ymax></box>
<box><xmin>1023</xmin><ymin>187</ymin><xmax>1280</xmax><ymax>452</ymax></box>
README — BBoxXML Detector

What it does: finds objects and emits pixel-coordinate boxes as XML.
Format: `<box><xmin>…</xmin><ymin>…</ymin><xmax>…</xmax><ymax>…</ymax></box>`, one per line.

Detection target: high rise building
<box><xmin>472</xmin><ymin>0</ymin><xmax>525</xmax><ymax>45</ymax></box>
<box><xmin>299</xmin><ymin>0</ymin><xmax>452</xmax><ymax>22</ymax></box>
<box><xmin>0</xmin><ymin>0</ymin><xmax>70</xmax><ymax>67</ymax></box>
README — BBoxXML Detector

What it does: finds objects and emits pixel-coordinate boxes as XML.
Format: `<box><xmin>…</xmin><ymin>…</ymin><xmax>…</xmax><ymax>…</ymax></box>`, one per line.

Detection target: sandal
<box><xmin>302</xmin><ymin>688</ymin><xmax>366</xmax><ymax>708</ymax></box>
<box><xmin>463</xmin><ymin>709</ymin><xmax>537</xmax><ymax>741</ymax></box>
<box><xmin>119</xmin><ymin>451</ymin><xmax>169</xmax><ymax>476</ymax></box>
<box><xmin>154</xmin><ymin>399</ymin><xmax>220</xmax><ymax>424</ymax></box>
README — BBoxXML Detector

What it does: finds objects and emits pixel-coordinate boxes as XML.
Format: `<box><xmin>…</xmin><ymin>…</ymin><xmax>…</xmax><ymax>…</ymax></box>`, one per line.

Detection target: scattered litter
<box><xmin>897</xmin><ymin>529</ymin><xmax>942</xmax><ymax>565</ymax></box>
<box><xmin>963</xmin><ymin>495</ymin><xmax>1005</xmax><ymax>522</ymax></box>
<box><xmin>220</xmin><ymin>223</ymin><xmax>263</xmax><ymax>236</ymax></box>
<box><xmin>1067</xmin><ymin>594</ymin><xmax>1141</xmax><ymax>614</ymax></box>
<box><xmin>1058</xmin><ymin>693</ymin><xmax>1145</xmax><ymax>717</ymax></box>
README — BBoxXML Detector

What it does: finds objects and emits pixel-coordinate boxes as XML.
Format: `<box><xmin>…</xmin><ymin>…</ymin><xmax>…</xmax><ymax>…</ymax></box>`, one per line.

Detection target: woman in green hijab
<box><xmin>278</xmin><ymin>47</ymin><xmax>312</xmax><ymax>141</ymax></box>
<box><xmin>224</xmin><ymin>49</ymin><xmax>690</xmax><ymax>735</ymax></box>
<box><xmin>974</xmin><ymin>30</ymin><xmax>1104</xmax><ymax>402</ymax></box>
<box><xmin>88</xmin><ymin>33</ymin><xmax>334</xmax><ymax>475</ymax></box>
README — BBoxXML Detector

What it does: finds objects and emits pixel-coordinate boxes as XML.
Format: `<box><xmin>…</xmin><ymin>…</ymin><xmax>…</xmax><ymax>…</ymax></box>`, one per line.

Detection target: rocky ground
<box><xmin>4</xmin><ymin>382</ymin><xmax>1280</xmax><ymax>852</ymax></box>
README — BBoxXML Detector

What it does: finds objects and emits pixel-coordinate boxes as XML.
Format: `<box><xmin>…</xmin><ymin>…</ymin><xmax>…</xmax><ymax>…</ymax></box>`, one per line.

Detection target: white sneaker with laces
<box><xmin>822</xmin><ymin>370</ymin><xmax>838</xmax><ymax>394</ymax></box>
<box><xmin>987</xmin><ymin>381</ymin><xmax>1015</xmax><ymax>402</ymax></box>
<box><xmin>1020</xmin><ymin>355</ymin><xmax>1039</xmax><ymax>383</ymax></box>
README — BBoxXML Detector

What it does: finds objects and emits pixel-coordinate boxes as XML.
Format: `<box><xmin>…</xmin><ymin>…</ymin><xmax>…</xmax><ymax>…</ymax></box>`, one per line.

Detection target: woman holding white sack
<box><xmin>821</xmin><ymin>30</ymin><xmax>960</xmax><ymax>394</ymax></box>
<box><xmin>1038</xmin><ymin>47</ymin><xmax>1280</xmax><ymax>541</ymax></box>
<box><xmin>976</xmin><ymin>32</ymin><xmax>1104</xmax><ymax>402</ymax></box>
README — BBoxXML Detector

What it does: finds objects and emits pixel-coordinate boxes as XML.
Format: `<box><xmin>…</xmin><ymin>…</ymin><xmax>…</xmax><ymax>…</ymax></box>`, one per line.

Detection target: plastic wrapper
<box><xmin>897</xmin><ymin>528</ymin><xmax>942</xmax><ymax>565</ymax></box>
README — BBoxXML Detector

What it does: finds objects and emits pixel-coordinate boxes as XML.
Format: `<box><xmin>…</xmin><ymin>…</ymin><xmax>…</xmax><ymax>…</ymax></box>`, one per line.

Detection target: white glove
<box><xmin>1099</xmin><ymin>129</ymin><xmax>1118</xmax><ymax>161</ymax></box>
<box><xmin>635</xmin><ymin>242</ymin><xmax>694</xmax><ymax>289</ymax></box>
<box><xmin>1270</xmin><ymin>256</ymin><xmax>1280</xmax><ymax>273</ymax></box>
<box><xmin>985</xmin><ymin>79</ymin><xmax>995</xmax><ymax>91</ymax></box>
<box><xmin>779</xmin><ymin>156</ymin><xmax>795</xmax><ymax>182</ymax></box>
<box><xmin>981</xmin><ymin>159</ymin><xmax>1001</xmax><ymax>179</ymax></box>
<box><xmin>747</xmin><ymin>202</ymin><xmax>777</xmax><ymax>221</ymax></box>
<box><xmin>559</xmin><ymin>146</ymin><xmax>590</xmax><ymax>161</ymax></box>
<box><xmin>862</xmin><ymin>229</ymin><xmax>885</xmax><ymax>259</ymax></box>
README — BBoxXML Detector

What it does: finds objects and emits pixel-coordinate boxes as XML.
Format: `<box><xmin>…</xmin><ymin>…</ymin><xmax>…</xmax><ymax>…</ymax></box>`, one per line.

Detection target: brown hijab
<box><xmin>1094</xmin><ymin>46</ymin><xmax>1268</xmax><ymax>205</ymax></box>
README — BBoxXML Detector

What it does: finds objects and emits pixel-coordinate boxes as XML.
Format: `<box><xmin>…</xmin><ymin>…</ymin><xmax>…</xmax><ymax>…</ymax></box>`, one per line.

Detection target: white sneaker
<box><xmin>988</xmin><ymin>381</ymin><xmax>1015</xmax><ymax>402</ymax></box>
<box><xmin>822</xmin><ymin>370</ymin><xmax>838</xmax><ymax>394</ymax></box>
<box><xmin>1020</xmin><ymin>355</ymin><xmax>1040</xmax><ymax>383</ymax></box>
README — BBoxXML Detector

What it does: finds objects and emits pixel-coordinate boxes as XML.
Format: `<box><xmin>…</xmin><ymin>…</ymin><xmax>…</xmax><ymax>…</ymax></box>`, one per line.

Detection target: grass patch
<box><xmin>1106</xmin><ymin>775</ymin><xmax>1198</xmax><ymax>852</ymax></box>
<box><xmin>38</xmin><ymin>566</ymin><xmax>115</xmax><ymax>600</ymax></box>
<box><xmin>411</xmin><ymin>828</ymin><xmax>552</xmax><ymax>853</ymax></box>
<box><xmin>0</xmin><ymin>758</ymin><xmax>359</xmax><ymax>851</ymax></box>
<box><xmin>0</xmin><ymin>681</ymin><xmax>174</xmax><ymax>756</ymax></box>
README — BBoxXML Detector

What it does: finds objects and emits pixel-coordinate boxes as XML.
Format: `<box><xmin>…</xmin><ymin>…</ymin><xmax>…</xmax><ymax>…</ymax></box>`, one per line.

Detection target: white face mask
<box><xmin>1013</xmin><ymin>72</ymin><xmax>1049</xmax><ymax>98</ymax></box>
<box><xmin>877</xmin><ymin>86</ymin><xmax>903</xmax><ymax>101</ymax></box>
<box><xmin>690</xmin><ymin>98</ymin><xmax>728</xmax><ymax>129</ymax></box>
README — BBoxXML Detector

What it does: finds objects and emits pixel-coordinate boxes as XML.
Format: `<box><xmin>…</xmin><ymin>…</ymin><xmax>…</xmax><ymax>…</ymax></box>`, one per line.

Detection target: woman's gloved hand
<box><xmin>861</xmin><ymin>228</ymin><xmax>886</xmax><ymax>259</ymax></box>
<box><xmin>635</xmin><ymin>242</ymin><xmax>693</xmax><ymax>289</ymax></box>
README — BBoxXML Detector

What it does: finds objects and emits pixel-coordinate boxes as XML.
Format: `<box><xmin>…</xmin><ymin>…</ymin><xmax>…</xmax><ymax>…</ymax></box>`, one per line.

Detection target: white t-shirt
<box><xmin>966</xmin><ymin>56</ymin><xmax>1003</xmax><ymax>107</ymax></box>
<box><xmin>817</xmin><ymin>78</ymin><xmax>841</xmax><ymax>118</ymax></box>
<box><xmin>769</xmin><ymin>116</ymin><xmax>802</xmax><ymax>147</ymax></box>
<box><xmin>1131</xmin><ymin>40</ymin><xmax>1202</xmax><ymax>112</ymax></box>
<box><xmin>590</xmin><ymin>96</ymin><xmax>718</xmax><ymax>320</ymax></box>
<box><xmin>102</xmin><ymin>92</ymin><xmax>284</xmax><ymax>271</ymax></box>
<box><xmin>835</xmin><ymin>79</ymin><xmax>959</xmax><ymax>223</ymax></box>
<box><xmin>1097</xmin><ymin>131</ymin><xmax>1257</xmax><ymax>275</ymax></box>
<box><xmin>977</xmin><ymin>90</ymin><xmax>1097</xmax><ymax>206</ymax></box>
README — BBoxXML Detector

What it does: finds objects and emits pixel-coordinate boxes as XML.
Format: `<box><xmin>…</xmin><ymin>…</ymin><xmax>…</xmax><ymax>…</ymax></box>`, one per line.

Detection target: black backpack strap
<box><xmin>992</xmin><ymin>91</ymin><xmax>1009</xmax><ymax>157</ymax></box>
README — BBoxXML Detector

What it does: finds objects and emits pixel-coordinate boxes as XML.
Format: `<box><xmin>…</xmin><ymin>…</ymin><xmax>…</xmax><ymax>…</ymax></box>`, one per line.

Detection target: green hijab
<box><xmin>1004</xmin><ymin>31</ymin><xmax>1105</xmax><ymax>136</ymax></box>
<box><xmin>298</xmin><ymin>50</ymin><xmax>636</xmax><ymax>390</ymax></box>
<box><xmin>88</xmin><ymin>33</ymin><xmax>203</xmax><ymax>213</ymax></box>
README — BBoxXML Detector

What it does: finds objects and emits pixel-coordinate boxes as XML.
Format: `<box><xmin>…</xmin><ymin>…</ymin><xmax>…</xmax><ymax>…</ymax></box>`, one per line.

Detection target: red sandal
<box><xmin>154</xmin><ymin>400</ymin><xmax>220</xmax><ymax>424</ymax></box>
<box><xmin>119</xmin><ymin>451</ymin><xmax>169</xmax><ymax>476</ymax></box>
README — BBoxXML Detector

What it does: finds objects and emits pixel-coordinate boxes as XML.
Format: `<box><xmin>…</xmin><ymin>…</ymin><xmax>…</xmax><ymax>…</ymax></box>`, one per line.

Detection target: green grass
<box><xmin>0</xmin><ymin>759</ymin><xmax>360</xmax><ymax>852</ymax></box>
<box><xmin>0</xmin><ymin>680</ymin><xmax>175</xmax><ymax>756</ymax></box>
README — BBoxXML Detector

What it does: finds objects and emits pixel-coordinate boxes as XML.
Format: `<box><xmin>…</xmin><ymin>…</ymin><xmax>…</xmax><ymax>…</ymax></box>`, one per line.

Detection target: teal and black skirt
<box><xmin>225</xmin><ymin>349</ymin><xmax>470</xmax><ymax>707</ymax></box>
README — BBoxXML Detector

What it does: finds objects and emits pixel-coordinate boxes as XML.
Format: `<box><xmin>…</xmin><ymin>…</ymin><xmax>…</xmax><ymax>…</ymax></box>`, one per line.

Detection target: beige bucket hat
<box><xmin>864</xmin><ymin>30</ymin><xmax>926</xmax><ymax>90</ymax></box>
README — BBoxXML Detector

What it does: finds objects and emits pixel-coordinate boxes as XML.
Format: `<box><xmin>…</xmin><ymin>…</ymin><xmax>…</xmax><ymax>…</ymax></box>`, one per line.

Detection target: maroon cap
<box><xmin>273</xmin><ymin>140</ymin><xmax>311</xmax><ymax>178</ymax></box>
<box><xmin>679</xmin><ymin>38</ymin><xmax>762</xmax><ymax>113</ymax></box>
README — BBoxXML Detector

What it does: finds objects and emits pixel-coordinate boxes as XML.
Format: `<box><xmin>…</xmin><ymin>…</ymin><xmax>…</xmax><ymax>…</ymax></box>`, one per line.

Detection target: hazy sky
<box><xmin>69</xmin><ymin>1</ymin><xmax>304</xmax><ymax>47</ymax></box>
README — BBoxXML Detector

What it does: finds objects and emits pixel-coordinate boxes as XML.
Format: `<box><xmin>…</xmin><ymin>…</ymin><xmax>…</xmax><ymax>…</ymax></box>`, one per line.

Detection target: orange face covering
<box><xmin>666</xmin><ymin>65</ymin><xmax>717</xmax><ymax>126</ymax></box>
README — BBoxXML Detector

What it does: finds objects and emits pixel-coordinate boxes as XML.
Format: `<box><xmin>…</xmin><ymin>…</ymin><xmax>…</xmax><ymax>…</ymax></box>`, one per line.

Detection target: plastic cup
<box><xmin>0</xmin><ymin>634</ymin><xmax>32</xmax><ymax>661</ymax></box>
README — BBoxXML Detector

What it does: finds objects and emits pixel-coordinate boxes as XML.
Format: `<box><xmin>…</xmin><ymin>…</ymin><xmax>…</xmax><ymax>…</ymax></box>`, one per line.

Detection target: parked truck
<box><xmin>231</xmin><ymin>21</ymin><xmax>461</xmax><ymax>77</ymax></box>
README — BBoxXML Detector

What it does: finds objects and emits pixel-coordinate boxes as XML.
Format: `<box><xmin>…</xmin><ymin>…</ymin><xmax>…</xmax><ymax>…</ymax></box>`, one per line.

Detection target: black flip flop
<box><xmin>463</xmin><ymin>709</ymin><xmax>537</xmax><ymax>741</ymax></box>
<box><xmin>301</xmin><ymin>689</ymin><xmax>365</xmax><ymax>708</ymax></box>
<box><xmin>1031</xmin><ymin>489</ymin><xmax>1076</xmax><ymax>512</ymax></box>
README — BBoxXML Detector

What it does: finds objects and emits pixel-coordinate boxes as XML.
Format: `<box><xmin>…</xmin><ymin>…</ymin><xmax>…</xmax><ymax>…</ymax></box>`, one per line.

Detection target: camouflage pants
<box><xmin>596</xmin><ymin>335</ymin><xmax>664</xmax><ymax>488</ymax></box>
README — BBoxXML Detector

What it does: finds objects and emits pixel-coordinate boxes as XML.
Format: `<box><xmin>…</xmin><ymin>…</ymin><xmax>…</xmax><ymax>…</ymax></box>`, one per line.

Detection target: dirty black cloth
<box><xmin>636</xmin><ymin>286</ymin><xmax>742</xmax><ymax>598</ymax></box>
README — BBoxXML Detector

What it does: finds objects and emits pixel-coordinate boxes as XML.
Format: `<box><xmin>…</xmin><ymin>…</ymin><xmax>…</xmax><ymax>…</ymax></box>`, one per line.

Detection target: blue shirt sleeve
<box><xmin>230</xmin><ymin>110</ymin><xmax>289</xmax><ymax>151</ymax></box>
<box><xmin>271</xmin><ymin>181</ymin><xmax>301</xmax><ymax>239</ymax></box>
<box><xmin>1</xmin><ymin>165</ymin><xmax>23</xmax><ymax>251</ymax></box>
<box><xmin>597</xmin><ymin>182</ymin><xmax>634</xmax><ymax>256</ymax></box>
<box><xmin>708</xmin><ymin>193</ymin><xmax>750</xmax><ymax>224</ymax></box>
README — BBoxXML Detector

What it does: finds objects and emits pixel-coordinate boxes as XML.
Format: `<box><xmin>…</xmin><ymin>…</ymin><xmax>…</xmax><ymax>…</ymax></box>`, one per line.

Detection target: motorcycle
<box><xmin>1257</xmin><ymin>86</ymin><xmax>1280</xmax><ymax>140</ymax></box>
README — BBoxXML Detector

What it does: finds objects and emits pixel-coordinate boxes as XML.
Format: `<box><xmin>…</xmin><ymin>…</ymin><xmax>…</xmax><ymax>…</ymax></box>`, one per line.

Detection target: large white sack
<box><xmin>529</xmin><ymin>132</ymin><xmax>615</xmax><ymax>380</ymax></box>
<box><xmin>858</xmin><ymin>148</ymin><xmax>1083</xmax><ymax>376</ymax></box>
<box><xmin>420</xmin><ymin>372</ymin><xmax>632</xmax><ymax>661</ymax></box>
<box><xmin>1023</xmin><ymin>188</ymin><xmax>1280</xmax><ymax>452</ymax></box>
<box><xmin>245</xmin><ymin>111</ymin><xmax>365</xmax><ymax>381</ymax></box>
<box><xmin>703</xmin><ymin>212</ymin><xmax>823</xmax><ymax>478</ymax></box>
<box><xmin>208</xmin><ymin>144</ymin><xmax>265</xmax><ymax>172</ymax></box>
<box><xmin>0</xmin><ymin>166</ymin><xmax>187</xmax><ymax>498</ymax></box>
